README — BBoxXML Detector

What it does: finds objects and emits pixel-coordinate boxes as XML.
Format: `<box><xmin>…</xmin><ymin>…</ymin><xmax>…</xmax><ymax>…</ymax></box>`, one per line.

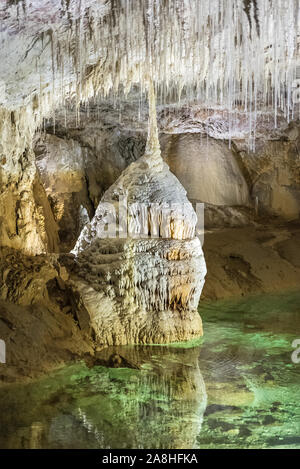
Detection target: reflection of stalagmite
<box><xmin>69</xmin><ymin>82</ymin><xmax>206</xmax><ymax>345</ymax></box>
<box><xmin>77</xmin><ymin>345</ymin><xmax>207</xmax><ymax>449</ymax></box>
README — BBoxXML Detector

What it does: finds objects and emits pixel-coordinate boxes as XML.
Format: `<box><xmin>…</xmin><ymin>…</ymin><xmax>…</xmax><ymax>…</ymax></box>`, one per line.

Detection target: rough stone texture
<box><xmin>234</xmin><ymin>123</ymin><xmax>300</xmax><ymax>221</ymax></box>
<box><xmin>203</xmin><ymin>204</ymin><xmax>255</xmax><ymax>229</ymax></box>
<box><xmin>69</xmin><ymin>237</ymin><xmax>205</xmax><ymax>345</ymax></box>
<box><xmin>161</xmin><ymin>133</ymin><xmax>251</xmax><ymax>207</ymax></box>
<box><xmin>53</xmin><ymin>124</ymin><xmax>146</xmax><ymax>205</ymax></box>
<box><xmin>1</xmin><ymin>219</ymin><xmax>300</xmax><ymax>383</ymax></box>
<box><xmin>30</xmin><ymin>120</ymin><xmax>300</xmax><ymax>252</ymax></box>
<box><xmin>0</xmin><ymin>247</ymin><xmax>95</xmax><ymax>382</ymax></box>
<box><xmin>202</xmin><ymin>222</ymin><xmax>300</xmax><ymax>301</ymax></box>
<box><xmin>35</xmin><ymin>134</ymin><xmax>94</xmax><ymax>252</ymax></box>
<box><xmin>0</xmin><ymin>0</ymin><xmax>298</xmax><ymax>386</ymax></box>
<box><xmin>34</xmin><ymin>127</ymin><xmax>146</xmax><ymax>250</ymax></box>
<box><xmin>0</xmin><ymin>248</ymin><xmax>57</xmax><ymax>306</ymax></box>
<box><xmin>0</xmin><ymin>107</ymin><xmax>59</xmax><ymax>254</ymax></box>
<box><xmin>70</xmin><ymin>90</ymin><xmax>207</xmax><ymax>345</ymax></box>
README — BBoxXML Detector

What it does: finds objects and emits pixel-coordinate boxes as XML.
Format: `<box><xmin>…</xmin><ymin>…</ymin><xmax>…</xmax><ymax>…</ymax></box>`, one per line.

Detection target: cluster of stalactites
<box><xmin>70</xmin><ymin>0</ymin><xmax>300</xmax><ymax>122</ymax></box>
<box><xmin>1</xmin><ymin>0</ymin><xmax>299</xmax><ymax>144</ymax></box>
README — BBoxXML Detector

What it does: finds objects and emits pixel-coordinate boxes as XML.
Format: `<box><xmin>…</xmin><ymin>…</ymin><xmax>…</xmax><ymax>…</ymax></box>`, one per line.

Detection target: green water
<box><xmin>0</xmin><ymin>291</ymin><xmax>300</xmax><ymax>449</ymax></box>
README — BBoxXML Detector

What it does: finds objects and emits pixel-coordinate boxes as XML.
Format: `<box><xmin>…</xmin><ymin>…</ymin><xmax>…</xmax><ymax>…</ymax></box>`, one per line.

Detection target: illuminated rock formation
<box><xmin>0</xmin><ymin>108</ymin><xmax>59</xmax><ymax>255</ymax></box>
<box><xmin>70</xmin><ymin>83</ymin><xmax>206</xmax><ymax>345</ymax></box>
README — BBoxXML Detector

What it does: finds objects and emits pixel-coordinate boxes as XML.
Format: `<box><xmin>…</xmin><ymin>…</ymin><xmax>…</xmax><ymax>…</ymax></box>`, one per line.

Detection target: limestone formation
<box><xmin>0</xmin><ymin>0</ymin><xmax>299</xmax><ymax>387</ymax></box>
<box><xmin>34</xmin><ymin>128</ymin><xmax>145</xmax><ymax>251</ymax></box>
<box><xmin>0</xmin><ymin>107</ymin><xmax>59</xmax><ymax>255</ymax></box>
<box><xmin>161</xmin><ymin>133</ymin><xmax>251</xmax><ymax>207</ymax></box>
<box><xmin>70</xmin><ymin>84</ymin><xmax>206</xmax><ymax>345</ymax></box>
<box><xmin>234</xmin><ymin>125</ymin><xmax>300</xmax><ymax>221</ymax></box>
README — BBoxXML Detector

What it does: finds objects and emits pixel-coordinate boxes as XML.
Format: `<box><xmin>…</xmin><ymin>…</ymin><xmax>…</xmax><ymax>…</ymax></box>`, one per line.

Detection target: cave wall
<box><xmin>1</xmin><ymin>109</ymin><xmax>300</xmax><ymax>256</ymax></box>
<box><xmin>34</xmin><ymin>125</ymin><xmax>146</xmax><ymax>251</ymax></box>
<box><xmin>161</xmin><ymin>133</ymin><xmax>251</xmax><ymax>207</ymax></box>
<box><xmin>0</xmin><ymin>112</ymin><xmax>300</xmax><ymax>379</ymax></box>
<box><xmin>29</xmin><ymin>121</ymin><xmax>300</xmax><ymax>253</ymax></box>
<box><xmin>234</xmin><ymin>124</ymin><xmax>300</xmax><ymax>221</ymax></box>
<box><xmin>0</xmin><ymin>107</ymin><xmax>59</xmax><ymax>255</ymax></box>
<box><xmin>35</xmin><ymin>134</ymin><xmax>94</xmax><ymax>252</ymax></box>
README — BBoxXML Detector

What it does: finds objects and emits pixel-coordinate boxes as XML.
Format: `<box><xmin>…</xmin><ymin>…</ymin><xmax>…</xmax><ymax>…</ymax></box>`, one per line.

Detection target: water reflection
<box><xmin>1</xmin><ymin>291</ymin><xmax>300</xmax><ymax>449</ymax></box>
<box><xmin>0</xmin><ymin>344</ymin><xmax>207</xmax><ymax>449</ymax></box>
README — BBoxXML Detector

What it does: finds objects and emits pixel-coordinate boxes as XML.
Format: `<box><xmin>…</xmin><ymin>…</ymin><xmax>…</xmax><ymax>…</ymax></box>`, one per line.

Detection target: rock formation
<box><xmin>0</xmin><ymin>0</ymin><xmax>299</xmax><ymax>386</ymax></box>
<box><xmin>34</xmin><ymin>126</ymin><xmax>146</xmax><ymax>251</ymax></box>
<box><xmin>69</xmin><ymin>83</ymin><xmax>207</xmax><ymax>345</ymax></box>
<box><xmin>0</xmin><ymin>108</ymin><xmax>59</xmax><ymax>255</ymax></box>
<box><xmin>234</xmin><ymin>124</ymin><xmax>300</xmax><ymax>221</ymax></box>
<box><xmin>161</xmin><ymin>133</ymin><xmax>251</xmax><ymax>207</ymax></box>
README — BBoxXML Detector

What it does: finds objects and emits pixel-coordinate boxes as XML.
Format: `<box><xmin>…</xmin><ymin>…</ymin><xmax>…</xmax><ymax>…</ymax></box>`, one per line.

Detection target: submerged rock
<box><xmin>70</xmin><ymin>84</ymin><xmax>206</xmax><ymax>345</ymax></box>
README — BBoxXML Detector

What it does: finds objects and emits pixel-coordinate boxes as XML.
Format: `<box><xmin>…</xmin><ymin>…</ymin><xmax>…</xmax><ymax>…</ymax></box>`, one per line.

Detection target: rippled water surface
<box><xmin>0</xmin><ymin>291</ymin><xmax>299</xmax><ymax>449</ymax></box>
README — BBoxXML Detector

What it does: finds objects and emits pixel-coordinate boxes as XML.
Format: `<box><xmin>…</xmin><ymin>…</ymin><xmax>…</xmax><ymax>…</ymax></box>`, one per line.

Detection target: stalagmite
<box><xmin>70</xmin><ymin>82</ymin><xmax>207</xmax><ymax>345</ymax></box>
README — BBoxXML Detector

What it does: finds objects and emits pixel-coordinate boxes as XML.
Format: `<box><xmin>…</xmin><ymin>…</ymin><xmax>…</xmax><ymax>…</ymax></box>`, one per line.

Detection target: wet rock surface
<box><xmin>0</xmin><ymin>2</ymin><xmax>298</xmax><ymax>381</ymax></box>
<box><xmin>0</xmin><ymin>248</ymin><xmax>94</xmax><ymax>382</ymax></box>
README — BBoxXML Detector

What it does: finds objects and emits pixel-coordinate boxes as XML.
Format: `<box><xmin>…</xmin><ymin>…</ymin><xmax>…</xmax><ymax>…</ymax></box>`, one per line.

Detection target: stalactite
<box><xmin>0</xmin><ymin>0</ymin><xmax>299</xmax><ymax>143</ymax></box>
<box><xmin>145</xmin><ymin>79</ymin><xmax>161</xmax><ymax>160</ymax></box>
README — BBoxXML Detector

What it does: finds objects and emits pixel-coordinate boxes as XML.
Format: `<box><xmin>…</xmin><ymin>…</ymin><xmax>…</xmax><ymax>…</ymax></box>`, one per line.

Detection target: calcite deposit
<box><xmin>70</xmin><ymin>84</ymin><xmax>206</xmax><ymax>345</ymax></box>
<box><xmin>0</xmin><ymin>107</ymin><xmax>59</xmax><ymax>255</ymax></box>
<box><xmin>0</xmin><ymin>0</ymin><xmax>299</xmax><ymax>384</ymax></box>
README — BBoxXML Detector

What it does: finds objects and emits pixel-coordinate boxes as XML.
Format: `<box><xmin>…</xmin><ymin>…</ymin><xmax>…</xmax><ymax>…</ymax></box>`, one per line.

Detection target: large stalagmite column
<box><xmin>69</xmin><ymin>83</ymin><xmax>207</xmax><ymax>345</ymax></box>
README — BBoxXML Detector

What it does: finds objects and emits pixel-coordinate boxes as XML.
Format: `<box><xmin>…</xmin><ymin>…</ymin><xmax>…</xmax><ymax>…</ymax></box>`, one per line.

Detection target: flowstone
<box><xmin>70</xmin><ymin>84</ymin><xmax>206</xmax><ymax>345</ymax></box>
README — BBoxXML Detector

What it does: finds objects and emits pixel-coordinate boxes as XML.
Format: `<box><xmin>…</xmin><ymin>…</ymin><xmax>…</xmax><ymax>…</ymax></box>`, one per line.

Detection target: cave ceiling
<box><xmin>0</xmin><ymin>0</ymin><xmax>299</xmax><ymax>136</ymax></box>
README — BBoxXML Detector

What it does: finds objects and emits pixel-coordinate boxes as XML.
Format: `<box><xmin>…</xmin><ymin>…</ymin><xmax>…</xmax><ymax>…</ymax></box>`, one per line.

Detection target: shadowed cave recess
<box><xmin>0</xmin><ymin>0</ymin><xmax>300</xmax><ymax>451</ymax></box>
